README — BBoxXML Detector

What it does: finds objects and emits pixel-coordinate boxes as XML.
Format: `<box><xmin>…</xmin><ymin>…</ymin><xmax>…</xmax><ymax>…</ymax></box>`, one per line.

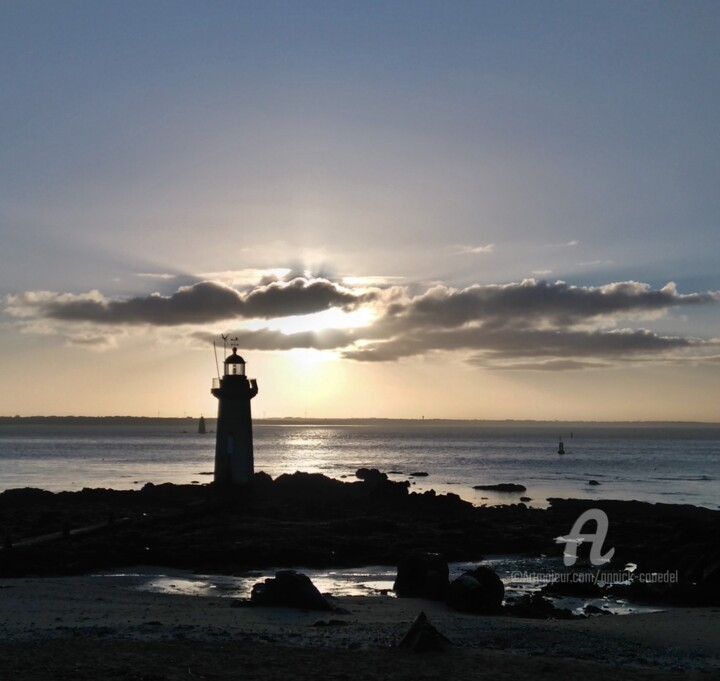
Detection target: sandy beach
<box><xmin>1</xmin><ymin>571</ymin><xmax>718</xmax><ymax>680</ymax></box>
<box><xmin>1</xmin><ymin>478</ymin><xmax>719</xmax><ymax>679</ymax></box>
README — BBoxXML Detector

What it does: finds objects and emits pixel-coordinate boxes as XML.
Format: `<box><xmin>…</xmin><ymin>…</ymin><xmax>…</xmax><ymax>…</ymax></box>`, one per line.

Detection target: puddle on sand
<box><xmin>97</xmin><ymin>557</ymin><xmax>665</xmax><ymax>616</ymax></box>
<box><xmin>100</xmin><ymin>566</ymin><xmax>398</xmax><ymax>600</ymax></box>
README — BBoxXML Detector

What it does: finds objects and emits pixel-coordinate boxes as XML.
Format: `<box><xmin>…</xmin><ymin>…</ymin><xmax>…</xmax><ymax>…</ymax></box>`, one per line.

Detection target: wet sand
<box><xmin>0</xmin><ymin>573</ymin><xmax>718</xmax><ymax>680</ymax></box>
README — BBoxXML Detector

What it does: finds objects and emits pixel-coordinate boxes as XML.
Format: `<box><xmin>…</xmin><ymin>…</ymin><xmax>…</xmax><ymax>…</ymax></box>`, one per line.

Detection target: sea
<box><xmin>0</xmin><ymin>420</ymin><xmax>718</xmax><ymax>509</ymax></box>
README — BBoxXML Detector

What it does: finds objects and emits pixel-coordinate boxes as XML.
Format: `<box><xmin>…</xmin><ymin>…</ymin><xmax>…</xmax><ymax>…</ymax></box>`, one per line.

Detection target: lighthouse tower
<box><xmin>211</xmin><ymin>340</ymin><xmax>258</xmax><ymax>485</ymax></box>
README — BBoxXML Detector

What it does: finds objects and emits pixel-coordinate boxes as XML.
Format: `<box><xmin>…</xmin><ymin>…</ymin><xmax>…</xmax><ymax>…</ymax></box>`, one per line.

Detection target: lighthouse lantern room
<box><xmin>211</xmin><ymin>338</ymin><xmax>258</xmax><ymax>486</ymax></box>
<box><xmin>225</xmin><ymin>350</ymin><xmax>246</xmax><ymax>376</ymax></box>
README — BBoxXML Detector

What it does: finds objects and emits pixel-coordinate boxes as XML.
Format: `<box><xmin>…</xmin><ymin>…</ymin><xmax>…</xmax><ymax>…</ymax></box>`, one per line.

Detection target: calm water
<box><xmin>0</xmin><ymin>422</ymin><xmax>718</xmax><ymax>508</ymax></box>
<box><xmin>111</xmin><ymin>556</ymin><xmax>662</xmax><ymax>615</ymax></box>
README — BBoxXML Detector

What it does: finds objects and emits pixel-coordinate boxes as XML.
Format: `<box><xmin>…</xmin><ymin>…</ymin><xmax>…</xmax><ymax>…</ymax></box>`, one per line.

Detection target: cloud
<box><xmin>545</xmin><ymin>239</ymin><xmax>579</xmax><ymax>248</ymax></box>
<box><xmin>479</xmin><ymin>358</ymin><xmax>612</xmax><ymax>372</ymax></box>
<box><xmin>342</xmin><ymin>325</ymin><xmax>698</xmax><ymax>364</ymax></box>
<box><xmin>136</xmin><ymin>273</ymin><xmax>177</xmax><ymax>280</ymax></box>
<box><xmin>61</xmin><ymin>331</ymin><xmax>120</xmax><ymax>351</ymax></box>
<box><xmin>341</xmin><ymin>275</ymin><xmax>406</xmax><ymax>287</ymax></box>
<box><xmin>193</xmin><ymin>327</ymin><xmax>357</xmax><ymax>352</ymax></box>
<box><xmin>455</xmin><ymin>244</ymin><xmax>495</xmax><ymax>254</ymax></box>
<box><xmin>579</xmin><ymin>259</ymin><xmax>614</xmax><ymax>267</ymax></box>
<box><xmin>375</xmin><ymin>280</ymin><xmax>715</xmax><ymax>332</ymax></box>
<box><xmin>5</xmin><ymin>274</ymin><xmax>718</xmax><ymax>371</ymax></box>
<box><xmin>195</xmin><ymin>268</ymin><xmax>293</xmax><ymax>287</ymax></box>
<box><xmin>341</xmin><ymin>279</ymin><xmax>718</xmax><ymax>367</ymax></box>
<box><xmin>6</xmin><ymin>278</ymin><xmax>373</xmax><ymax>326</ymax></box>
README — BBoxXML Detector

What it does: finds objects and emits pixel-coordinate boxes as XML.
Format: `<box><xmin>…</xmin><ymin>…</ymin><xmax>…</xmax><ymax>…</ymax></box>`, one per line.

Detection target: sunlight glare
<box><xmin>243</xmin><ymin>307</ymin><xmax>375</xmax><ymax>335</ymax></box>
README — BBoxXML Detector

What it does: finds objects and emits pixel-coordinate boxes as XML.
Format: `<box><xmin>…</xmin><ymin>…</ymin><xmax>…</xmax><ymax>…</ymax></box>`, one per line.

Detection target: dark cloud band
<box><xmin>39</xmin><ymin>278</ymin><xmax>370</xmax><ymax>326</ymax></box>
<box><xmin>5</xmin><ymin>276</ymin><xmax>717</xmax><ymax>370</ymax></box>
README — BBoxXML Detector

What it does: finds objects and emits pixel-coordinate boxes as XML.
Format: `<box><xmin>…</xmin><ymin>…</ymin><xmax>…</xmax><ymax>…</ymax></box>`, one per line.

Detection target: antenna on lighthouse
<box><xmin>221</xmin><ymin>333</ymin><xmax>228</xmax><ymax>360</ymax></box>
<box><xmin>212</xmin><ymin>341</ymin><xmax>221</xmax><ymax>380</ymax></box>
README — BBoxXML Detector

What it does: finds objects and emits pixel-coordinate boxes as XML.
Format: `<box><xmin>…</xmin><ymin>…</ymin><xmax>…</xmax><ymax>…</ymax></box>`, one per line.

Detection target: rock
<box><xmin>394</xmin><ymin>552</ymin><xmax>449</xmax><ymax>600</ymax></box>
<box><xmin>588</xmin><ymin>480</ymin><xmax>601</xmax><ymax>486</ymax></box>
<box><xmin>355</xmin><ymin>468</ymin><xmax>388</xmax><ymax>484</ymax></box>
<box><xmin>446</xmin><ymin>567</ymin><xmax>504</xmax><ymax>613</ymax></box>
<box><xmin>398</xmin><ymin>612</ymin><xmax>451</xmax><ymax>652</ymax></box>
<box><xmin>250</xmin><ymin>570</ymin><xmax>333</xmax><ymax>611</ymax></box>
<box><xmin>409</xmin><ymin>471</ymin><xmax>429</xmax><ymax>477</ymax></box>
<box><xmin>520</xmin><ymin>496</ymin><xmax>532</xmax><ymax>502</ymax></box>
<box><xmin>472</xmin><ymin>484</ymin><xmax>527</xmax><ymax>492</ymax></box>
<box><xmin>506</xmin><ymin>594</ymin><xmax>577</xmax><ymax>619</ymax></box>
<box><xmin>369</xmin><ymin>478</ymin><xmax>410</xmax><ymax>501</ymax></box>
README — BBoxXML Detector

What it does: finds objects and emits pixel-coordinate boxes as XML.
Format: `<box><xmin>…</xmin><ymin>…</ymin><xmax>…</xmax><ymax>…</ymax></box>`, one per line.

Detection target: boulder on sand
<box><xmin>394</xmin><ymin>552</ymin><xmax>449</xmax><ymax>600</ymax></box>
<box><xmin>250</xmin><ymin>570</ymin><xmax>333</xmax><ymax>611</ymax></box>
<box><xmin>446</xmin><ymin>566</ymin><xmax>504</xmax><ymax>613</ymax></box>
<box><xmin>505</xmin><ymin>593</ymin><xmax>576</xmax><ymax>619</ymax></box>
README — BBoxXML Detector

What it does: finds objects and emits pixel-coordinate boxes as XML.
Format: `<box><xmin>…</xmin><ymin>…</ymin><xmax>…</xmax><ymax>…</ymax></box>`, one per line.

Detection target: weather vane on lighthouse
<box><xmin>211</xmin><ymin>337</ymin><xmax>259</xmax><ymax>486</ymax></box>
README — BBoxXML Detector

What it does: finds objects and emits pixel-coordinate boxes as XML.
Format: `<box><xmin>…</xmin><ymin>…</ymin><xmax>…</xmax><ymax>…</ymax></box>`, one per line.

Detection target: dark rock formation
<box><xmin>472</xmin><ymin>484</ymin><xmax>527</xmax><ymax>492</ymax></box>
<box><xmin>505</xmin><ymin>594</ymin><xmax>576</xmax><ymax>619</ymax></box>
<box><xmin>250</xmin><ymin>570</ymin><xmax>333</xmax><ymax>611</ymax></box>
<box><xmin>398</xmin><ymin>612</ymin><xmax>451</xmax><ymax>652</ymax></box>
<box><xmin>355</xmin><ymin>468</ymin><xmax>388</xmax><ymax>484</ymax></box>
<box><xmin>446</xmin><ymin>566</ymin><xmax>504</xmax><ymax>613</ymax></box>
<box><xmin>394</xmin><ymin>552</ymin><xmax>449</xmax><ymax>600</ymax></box>
<box><xmin>1</xmin><ymin>477</ymin><xmax>719</xmax><ymax>610</ymax></box>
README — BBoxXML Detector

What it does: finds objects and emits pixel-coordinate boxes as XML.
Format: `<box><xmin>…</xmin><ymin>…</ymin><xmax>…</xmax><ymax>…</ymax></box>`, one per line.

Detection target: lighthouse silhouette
<box><xmin>211</xmin><ymin>339</ymin><xmax>258</xmax><ymax>485</ymax></box>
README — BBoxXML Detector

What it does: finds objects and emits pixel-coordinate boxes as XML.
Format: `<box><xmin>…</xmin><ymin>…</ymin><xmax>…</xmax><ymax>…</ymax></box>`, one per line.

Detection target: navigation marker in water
<box><xmin>211</xmin><ymin>338</ymin><xmax>258</xmax><ymax>486</ymax></box>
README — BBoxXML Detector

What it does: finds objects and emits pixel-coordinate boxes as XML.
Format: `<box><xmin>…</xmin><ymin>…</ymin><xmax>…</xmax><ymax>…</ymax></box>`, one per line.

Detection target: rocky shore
<box><xmin>1</xmin><ymin>470</ymin><xmax>718</xmax><ymax>607</ymax></box>
<box><xmin>1</xmin><ymin>471</ymin><xmax>719</xmax><ymax>679</ymax></box>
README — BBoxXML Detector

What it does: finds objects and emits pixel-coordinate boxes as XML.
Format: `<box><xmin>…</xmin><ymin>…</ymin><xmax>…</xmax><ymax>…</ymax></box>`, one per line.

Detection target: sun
<box><xmin>285</xmin><ymin>347</ymin><xmax>336</xmax><ymax>370</ymax></box>
<box><xmin>243</xmin><ymin>307</ymin><xmax>375</xmax><ymax>335</ymax></box>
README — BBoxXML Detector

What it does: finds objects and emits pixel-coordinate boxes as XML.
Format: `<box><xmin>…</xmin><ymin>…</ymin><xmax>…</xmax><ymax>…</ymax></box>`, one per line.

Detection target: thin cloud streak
<box><xmin>192</xmin><ymin>327</ymin><xmax>357</xmax><ymax>352</ymax></box>
<box><xmin>455</xmin><ymin>244</ymin><xmax>495</xmax><ymax>254</ymax></box>
<box><xmin>545</xmin><ymin>239</ymin><xmax>580</xmax><ymax>248</ymax></box>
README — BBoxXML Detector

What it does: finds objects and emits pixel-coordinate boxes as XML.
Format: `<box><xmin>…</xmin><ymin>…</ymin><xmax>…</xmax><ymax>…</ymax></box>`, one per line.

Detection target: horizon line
<box><xmin>1</xmin><ymin>415</ymin><xmax>719</xmax><ymax>426</ymax></box>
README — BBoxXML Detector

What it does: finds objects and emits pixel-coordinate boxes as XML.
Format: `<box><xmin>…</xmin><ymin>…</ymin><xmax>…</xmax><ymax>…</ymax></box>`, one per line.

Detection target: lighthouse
<box><xmin>211</xmin><ymin>339</ymin><xmax>258</xmax><ymax>485</ymax></box>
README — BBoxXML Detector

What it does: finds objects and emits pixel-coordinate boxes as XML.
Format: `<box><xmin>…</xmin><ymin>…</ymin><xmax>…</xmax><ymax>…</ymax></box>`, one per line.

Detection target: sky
<box><xmin>1</xmin><ymin>0</ymin><xmax>719</xmax><ymax>421</ymax></box>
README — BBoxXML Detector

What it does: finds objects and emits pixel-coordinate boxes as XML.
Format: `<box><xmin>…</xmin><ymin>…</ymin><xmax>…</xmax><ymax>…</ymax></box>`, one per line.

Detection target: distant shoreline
<box><xmin>1</xmin><ymin>415</ymin><xmax>719</xmax><ymax>427</ymax></box>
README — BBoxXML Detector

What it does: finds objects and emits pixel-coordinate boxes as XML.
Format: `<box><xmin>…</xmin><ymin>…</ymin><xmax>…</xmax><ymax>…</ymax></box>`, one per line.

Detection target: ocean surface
<box><xmin>0</xmin><ymin>421</ymin><xmax>718</xmax><ymax>509</ymax></box>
